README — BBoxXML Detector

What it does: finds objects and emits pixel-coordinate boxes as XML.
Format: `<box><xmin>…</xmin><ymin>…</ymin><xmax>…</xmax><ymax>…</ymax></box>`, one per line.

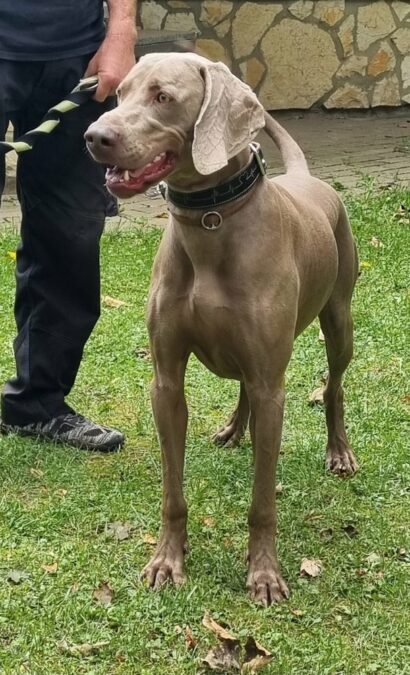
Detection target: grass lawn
<box><xmin>0</xmin><ymin>183</ymin><xmax>409</xmax><ymax>674</ymax></box>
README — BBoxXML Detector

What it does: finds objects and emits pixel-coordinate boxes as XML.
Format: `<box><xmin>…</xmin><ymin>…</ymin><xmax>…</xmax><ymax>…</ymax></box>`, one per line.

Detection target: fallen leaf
<box><xmin>92</xmin><ymin>581</ymin><xmax>114</xmax><ymax>606</ymax></box>
<box><xmin>369</xmin><ymin>237</ymin><xmax>384</xmax><ymax>248</ymax></box>
<box><xmin>334</xmin><ymin>603</ymin><xmax>352</xmax><ymax>617</ymax></box>
<box><xmin>142</xmin><ymin>533</ymin><xmax>157</xmax><ymax>546</ymax></box>
<box><xmin>70</xmin><ymin>582</ymin><xmax>80</xmax><ymax>593</ymax></box>
<box><xmin>203</xmin><ymin>516</ymin><xmax>216</xmax><ymax>528</ymax></box>
<box><xmin>102</xmin><ymin>295</ymin><xmax>129</xmax><ymax>309</ymax></box>
<box><xmin>355</xmin><ymin>568</ymin><xmax>367</xmax><ymax>577</ymax></box>
<box><xmin>56</xmin><ymin>488</ymin><xmax>67</xmax><ymax>497</ymax></box>
<box><xmin>41</xmin><ymin>562</ymin><xmax>58</xmax><ymax>574</ymax></box>
<box><xmin>289</xmin><ymin>608</ymin><xmax>305</xmax><ymax>618</ymax></box>
<box><xmin>184</xmin><ymin>625</ymin><xmax>197</xmax><ymax>651</ymax></box>
<box><xmin>304</xmin><ymin>512</ymin><xmax>324</xmax><ymax>522</ymax></box>
<box><xmin>308</xmin><ymin>387</ymin><xmax>324</xmax><ymax>406</ymax></box>
<box><xmin>7</xmin><ymin>251</ymin><xmax>16</xmax><ymax>261</ymax></box>
<box><xmin>318</xmin><ymin>328</ymin><xmax>325</xmax><ymax>342</ymax></box>
<box><xmin>7</xmin><ymin>570</ymin><xmax>29</xmax><ymax>584</ymax></box>
<box><xmin>319</xmin><ymin>527</ymin><xmax>334</xmax><ymax>542</ymax></box>
<box><xmin>202</xmin><ymin>613</ymin><xmax>239</xmax><ymax>644</ymax></box>
<box><xmin>58</xmin><ymin>639</ymin><xmax>109</xmax><ymax>657</ymax></box>
<box><xmin>360</xmin><ymin>261</ymin><xmax>372</xmax><ymax>269</ymax></box>
<box><xmin>275</xmin><ymin>482</ymin><xmax>283</xmax><ymax>494</ymax></box>
<box><xmin>203</xmin><ymin>643</ymin><xmax>241</xmax><ymax>672</ymax></box>
<box><xmin>242</xmin><ymin>636</ymin><xmax>273</xmax><ymax>672</ymax></box>
<box><xmin>135</xmin><ymin>347</ymin><xmax>151</xmax><ymax>360</ymax></box>
<box><xmin>202</xmin><ymin>612</ymin><xmax>241</xmax><ymax>670</ymax></box>
<box><xmin>300</xmin><ymin>558</ymin><xmax>322</xmax><ymax>578</ymax></box>
<box><xmin>365</xmin><ymin>553</ymin><xmax>381</xmax><ymax>566</ymax></box>
<box><xmin>30</xmin><ymin>467</ymin><xmax>44</xmax><ymax>478</ymax></box>
<box><xmin>105</xmin><ymin>521</ymin><xmax>134</xmax><ymax>541</ymax></box>
<box><xmin>342</xmin><ymin>523</ymin><xmax>358</xmax><ymax>538</ymax></box>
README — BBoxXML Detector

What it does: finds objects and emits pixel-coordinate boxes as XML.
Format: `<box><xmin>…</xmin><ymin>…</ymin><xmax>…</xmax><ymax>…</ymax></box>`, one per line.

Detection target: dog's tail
<box><xmin>263</xmin><ymin>111</ymin><xmax>310</xmax><ymax>175</ymax></box>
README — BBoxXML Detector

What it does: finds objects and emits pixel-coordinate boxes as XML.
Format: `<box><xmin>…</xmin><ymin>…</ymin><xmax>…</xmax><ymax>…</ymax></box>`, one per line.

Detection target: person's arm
<box><xmin>85</xmin><ymin>0</ymin><xmax>137</xmax><ymax>102</ymax></box>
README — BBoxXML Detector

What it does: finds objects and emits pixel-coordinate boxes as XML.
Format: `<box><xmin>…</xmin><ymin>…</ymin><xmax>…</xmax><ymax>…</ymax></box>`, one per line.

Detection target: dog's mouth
<box><xmin>105</xmin><ymin>152</ymin><xmax>177</xmax><ymax>198</ymax></box>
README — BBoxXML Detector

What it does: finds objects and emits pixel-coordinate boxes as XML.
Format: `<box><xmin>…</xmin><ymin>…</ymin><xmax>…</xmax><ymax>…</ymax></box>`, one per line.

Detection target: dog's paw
<box><xmin>326</xmin><ymin>445</ymin><xmax>358</xmax><ymax>476</ymax></box>
<box><xmin>141</xmin><ymin>542</ymin><xmax>186</xmax><ymax>590</ymax></box>
<box><xmin>246</xmin><ymin>558</ymin><xmax>289</xmax><ymax>606</ymax></box>
<box><xmin>212</xmin><ymin>423</ymin><xmax>243</xmax><ymax>448</ymax></box>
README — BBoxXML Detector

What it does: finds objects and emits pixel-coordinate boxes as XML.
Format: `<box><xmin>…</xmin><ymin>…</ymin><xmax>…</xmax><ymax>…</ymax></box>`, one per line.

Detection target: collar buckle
<box><xmin>249</xmin><ymin>142</ymin><xmax>267</xmax><ymax>177</ymax></box>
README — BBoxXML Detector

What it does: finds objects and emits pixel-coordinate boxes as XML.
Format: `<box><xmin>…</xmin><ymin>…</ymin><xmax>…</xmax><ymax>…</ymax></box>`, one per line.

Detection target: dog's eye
<box><xmin>156</xmin><ymin>92</ymin><xmax>171</xmax><ymax>104</ymax></box>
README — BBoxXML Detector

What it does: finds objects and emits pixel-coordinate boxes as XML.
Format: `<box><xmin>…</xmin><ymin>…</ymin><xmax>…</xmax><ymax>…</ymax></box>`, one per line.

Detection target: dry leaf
<box><xmin>7</xmin><ymin>570</ymin><xmax>29</xmax><ymax>584</ymax></box>
<box><xmin>308</xmin><ymin>387</ymin><xmax>324</xmax><ymax>406</ymax></box>
<box><xmin>105</xmin><ymin>521</ymin><xmax>134</xmax><ymax>541</ymax></box>
<box><xmin>203</xmin><ymin>516</ymin><xmax>216</xmax><ymax>528</ymax></box>
<box><xmin>56</xmin><ymin>488</ymin><xmax>67</xmax><ymax>497</ymax></box>
<box><xmin>30</xmin><ymin>467</ymin><xmax>44</xmax><ymax>478</ymax></box>
<box><xmin>355</xmin><ymin>568</ymin><xmax>367</xmax><ymax>577</ymax></box>
<box><xmin>92</xmin><ymin>581</ymin><xmax>114</xmax><ymax>606</ymax></box>
<box><xmin>305</xmin><ymin>512</ymin><xmax>324</xmax><ymax>522</ymax></box>
<box><xmin>365</xmin><ymin>553</ymin><xmax>381</xmax><ymax>566</ymax></box>
<box><xmin>290</xmin><ymin>608</ymin><xmax>305</xmax><ymax>618</ymax></box>
<box><xmin>42</xmin><ymin>562</ymin><xmax>58</xmax><ymax>574</ymax></box>
<box><xmin>397</xmin><ymin>547</ymin><xmax>409</xmax><ymax>562</ymax></box>
<box><xmin>242</xmin><ymin>636</ymin><xmax>273</xmax><ymax>673</ymax></box>
<box><xmin>102</xmin><ymin>295</ymin><xmax>129</xmax><ymax>309</ymax></box>
<box><xmin>369</xmin><ymin>237</ymin><xmax>384</xmax><ymax>248</ymax></box>
<box><xmin>7</xmin><ymin>251</ymin><xmax>16</xmax><ymax>261</ymax></box>
<box><xmin>275</xmin><ymin>483</ymin><xmax>283</xmax><ymax>494</ymax></box>
<box><xmin>300</xmin><ymin>558</ymin><xmax>322</xmax><ymax>578</ymax></box>
<box><xmin>202</xmin><ymin>613</ymin><xmax>239</xmax><ymax>644</ymax></box>
<box><xmin>319</xmin><ymin>528</ymin><xmax>334</xmax><ymax>542</ymax></box>
<box><xmin>58</xmin><ymin>639</ymin><xmax>109</xmax><ymax>657</ymax></box>
<box><xmin>202</xmin><ymin>613</ymin><xmax>241</xmax><ymax>671</ymax></box>
<box><xmin>184</xmin><ymin>625</ymin><xmax>197</xmax><ymax>651</ymax></box>
<box><xmin>342</xmin><ymin>523</ymin><xmax>358</xmax><ymax>538</ymax></box>
<box><xmin>142</xmin><ymin>533</ymin><xmax>157</xmax><ymax>546</ymax></box>
<box><xmin>203</xmin><ymin>644</ymin><xmax>241</xmax><ymax>672</ymax></box>
<box><xmin>318</xmin><ymin>328</ymin><xmax>325</xmax><ymax>342</ymax></box>
<box><xmin>135</xmin><ymin>347</ymin><xmax>151</xmax><ymax>360</ymax></box>
<box><xmin>70</xmin><ymin>582</ymin><xmax>80</xmax><ymax>593</ymax></box>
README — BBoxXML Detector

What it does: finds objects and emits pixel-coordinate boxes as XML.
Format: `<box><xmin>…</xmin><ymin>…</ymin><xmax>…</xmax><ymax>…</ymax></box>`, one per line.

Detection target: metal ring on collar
<box><xmin>201</xmin><ymin>211</ymin><xmax>223</xmax><ymax>230</ymax></box>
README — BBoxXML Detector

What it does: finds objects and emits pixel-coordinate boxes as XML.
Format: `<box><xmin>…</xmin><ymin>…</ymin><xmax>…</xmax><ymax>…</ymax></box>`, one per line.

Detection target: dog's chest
<box><xmin>187</xmin><ymin>278</ymin><xmax>242</xmax><ymax>379</ymax></box>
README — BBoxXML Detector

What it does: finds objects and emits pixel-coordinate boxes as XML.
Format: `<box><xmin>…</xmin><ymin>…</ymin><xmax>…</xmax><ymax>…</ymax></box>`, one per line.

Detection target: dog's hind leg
<box><xmin>319</xmin><ymin>209</ymin><xmax>359</xmax><ymax>477</ymax></box>
<box><xmin>212</xmin><ymin>382</ymin><xmax>249</xmax><ymax>448</ymax></box>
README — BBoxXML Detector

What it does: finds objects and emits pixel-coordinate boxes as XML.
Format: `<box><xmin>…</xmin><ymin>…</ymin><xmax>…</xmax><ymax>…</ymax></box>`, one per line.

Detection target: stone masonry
<box><xmin>138</xmin><ymin>0</ymin><xmax>410</xmax><ymax>109</ymax></box>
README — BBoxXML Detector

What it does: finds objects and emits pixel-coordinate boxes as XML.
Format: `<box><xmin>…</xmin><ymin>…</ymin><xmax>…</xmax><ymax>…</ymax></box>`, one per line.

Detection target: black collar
<box><xmin>161</xmin><ymin>143</ymin><xmax>267</xmax><ymax>210</ymax></box>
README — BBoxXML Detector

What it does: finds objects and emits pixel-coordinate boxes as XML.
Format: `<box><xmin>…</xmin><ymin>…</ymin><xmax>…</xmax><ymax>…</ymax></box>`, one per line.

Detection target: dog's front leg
<box><xmin>246</xmin><ymin>381</ymin><xmax>289</xmax><ymax>606</ymax></box>
<box><xmin>142</xmin><ymin>356</ymin><xmax>188</xmax><ymax>589</ymax></box>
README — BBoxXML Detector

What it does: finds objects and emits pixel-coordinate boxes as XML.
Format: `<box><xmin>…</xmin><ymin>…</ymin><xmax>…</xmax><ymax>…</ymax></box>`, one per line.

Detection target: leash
<box><xmin>0</xmin><ymin>76</ymin><xmax>99</xmax><ymax>156</ymax></box>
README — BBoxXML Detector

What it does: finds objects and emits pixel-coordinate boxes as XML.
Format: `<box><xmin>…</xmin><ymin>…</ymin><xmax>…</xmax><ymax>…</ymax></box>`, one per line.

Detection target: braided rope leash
<box><xmin>0</xmin><ymin>76</ymin><xmax>99</xmax><ymax>156</ymax></box>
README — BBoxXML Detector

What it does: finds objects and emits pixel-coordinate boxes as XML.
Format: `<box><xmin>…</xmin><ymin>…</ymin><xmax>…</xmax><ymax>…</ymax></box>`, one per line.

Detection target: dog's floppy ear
<box><xmin>192</xmin><ymin>62</ymin><xmax>265</xmax><ymax>176</ymax></box>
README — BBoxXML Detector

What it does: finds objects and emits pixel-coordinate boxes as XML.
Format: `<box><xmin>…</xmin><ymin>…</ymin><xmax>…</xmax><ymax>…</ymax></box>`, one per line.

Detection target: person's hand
<box><xmin>84</xmin><ymin>30</ymin><xmax>136</xmax><ymax>102</ymax></box>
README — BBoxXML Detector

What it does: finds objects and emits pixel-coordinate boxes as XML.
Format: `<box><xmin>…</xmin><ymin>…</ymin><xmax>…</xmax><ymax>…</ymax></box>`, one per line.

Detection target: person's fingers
<box><xmin>94</xmin><ymin>74</ymin><xmax>117</xmax><ymax>102</ymax></box>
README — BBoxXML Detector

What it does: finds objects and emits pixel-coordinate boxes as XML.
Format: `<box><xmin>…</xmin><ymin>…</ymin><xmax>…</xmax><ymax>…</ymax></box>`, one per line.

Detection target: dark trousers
<box><xmin>0</xmin><ymin>56</ymin><xmax>114</xmax><ymax>425</ymax></box>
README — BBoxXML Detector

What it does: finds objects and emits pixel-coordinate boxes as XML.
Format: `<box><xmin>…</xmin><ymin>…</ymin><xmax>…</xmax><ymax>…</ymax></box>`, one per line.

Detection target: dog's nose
<box><xmin>84</xmin><ymin>126</ymin><xmax>118</xmax><ymax>150</ymax></box>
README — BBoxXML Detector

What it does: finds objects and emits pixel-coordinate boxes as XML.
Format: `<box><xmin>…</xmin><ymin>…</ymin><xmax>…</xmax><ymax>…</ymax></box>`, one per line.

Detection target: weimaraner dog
<box><xmin>85</xmin><ymin>52</ymin><xmax>358</xmax><ymax>606</ymax></box>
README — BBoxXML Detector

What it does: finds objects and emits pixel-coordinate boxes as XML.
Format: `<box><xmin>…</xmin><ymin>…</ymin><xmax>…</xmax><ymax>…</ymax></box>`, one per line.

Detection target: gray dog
<box><xmin>86</xmin><ymin>52</ymin><xmax>358</xmax><ymax>606</ymax></box>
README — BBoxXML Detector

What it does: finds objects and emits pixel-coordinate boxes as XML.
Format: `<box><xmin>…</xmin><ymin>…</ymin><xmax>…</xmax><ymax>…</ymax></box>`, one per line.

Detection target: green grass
<box><xmin>0</xmin><ymin>184</ymin><xmax>409</xmax><ymax>674</ymax></box>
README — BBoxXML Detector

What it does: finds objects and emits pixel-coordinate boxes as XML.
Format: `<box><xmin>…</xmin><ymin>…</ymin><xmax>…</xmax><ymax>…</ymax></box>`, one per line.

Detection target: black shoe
<box><xmin>0</xmin><ymin>413</ymin><xmax>124</xmax><ymax>452</ymax></box>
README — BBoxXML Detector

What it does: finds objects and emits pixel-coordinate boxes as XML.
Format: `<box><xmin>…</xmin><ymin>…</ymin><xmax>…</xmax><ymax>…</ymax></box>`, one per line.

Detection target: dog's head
<box><xmin>85</xmin><ymin>52</ymin><xmax>265</xmax><ymax>198</ymax></box>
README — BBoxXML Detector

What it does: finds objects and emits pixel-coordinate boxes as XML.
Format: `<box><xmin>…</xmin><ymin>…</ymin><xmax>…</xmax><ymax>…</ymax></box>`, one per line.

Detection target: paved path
<box><xmin>1</xmin><ymin>109</ymin><xmax>409</xmax><ymax>233</ymax></box>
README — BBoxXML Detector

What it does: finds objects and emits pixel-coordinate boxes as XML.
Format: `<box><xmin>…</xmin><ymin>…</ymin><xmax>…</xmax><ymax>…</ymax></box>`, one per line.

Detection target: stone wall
<box><xmin>138</xmin><ymin>0</ymin><xmax>410</xmax><ymax>109</ymax></box>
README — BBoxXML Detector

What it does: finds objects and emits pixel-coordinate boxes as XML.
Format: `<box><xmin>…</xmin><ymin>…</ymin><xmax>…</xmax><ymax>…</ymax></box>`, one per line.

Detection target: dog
<box><xmin>85</xmin><ymin>52</ymin><xmax>358</xmax><ymax>606</ymax></box>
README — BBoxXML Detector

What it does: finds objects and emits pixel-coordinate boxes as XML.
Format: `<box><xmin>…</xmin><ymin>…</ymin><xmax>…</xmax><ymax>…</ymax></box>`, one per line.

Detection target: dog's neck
<box><xmin>167</xmin><ymin>146</ymin><xmax>252</xmax><ymax>193</ymax></box>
